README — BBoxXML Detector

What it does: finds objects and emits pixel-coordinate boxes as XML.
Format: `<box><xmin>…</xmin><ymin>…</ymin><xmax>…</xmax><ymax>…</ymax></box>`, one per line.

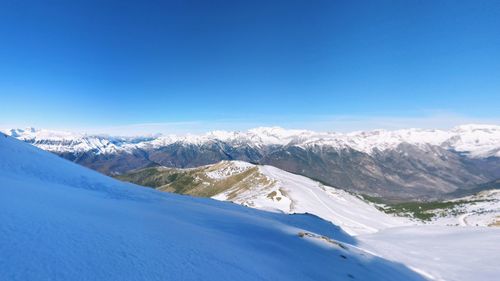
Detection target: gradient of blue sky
<box><xmin>0</xmin><ymin>0</ymin><xmax>499</xmax><ymax>134</ymax></box>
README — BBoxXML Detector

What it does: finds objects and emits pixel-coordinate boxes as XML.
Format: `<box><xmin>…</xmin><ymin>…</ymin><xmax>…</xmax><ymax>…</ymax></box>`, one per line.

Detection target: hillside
<box><xmin>117</xmin><ymin>161</ymin><xmax>411</xmax><ymax>235</ymax></box>
<box><xmin>117</xmin><ymin>161</ymin><xmax>500</xmax><ymax>232</ymax></box>
<box><xmin>0</xmin><ymin>133</ymin><xmax>429</xmax><ymax>281</ymax></box>
<box><xmin>117</xmin><ymin>161</ymin><xmax>267</xmax><ymax>198</ymax></box>
<box><xmin>366</xmin><ymin>189</ymin><xmax>500</xmax><ymax>226</ymax></box>
<box><xmin>431</xmin><ymin>189</ymin><xmax>500</xmax><ymax>226</ymax></box>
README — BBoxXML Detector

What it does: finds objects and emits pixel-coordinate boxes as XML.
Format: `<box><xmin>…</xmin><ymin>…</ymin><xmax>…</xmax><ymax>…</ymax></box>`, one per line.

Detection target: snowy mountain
<box><xmin>117</xmin><ymin>160</ymin><xmax>500</xmax><ymax>232</ymax></box>
<box><xmin>117</xmin><ymin>160</ymin><xmax>411</xmax><ymax>235</ymax></box>
<box><xmin>4</xmin><ymin>124</ymin><xmax>500</xmax><ymax>199</ymax></box>
<box><xmin>5</xmin><ymin>127</ymin><xmax>153</xmax><ymax>154</ymax></box>
<box><xmin>0</xmin><ymin>132</ymin><xmax>433</xmax><ymax>281</ymax></box>
<box><xmin>6</xmin><ymin>124</ymin><xmax>500</xmax><ymax>157</ymax></box>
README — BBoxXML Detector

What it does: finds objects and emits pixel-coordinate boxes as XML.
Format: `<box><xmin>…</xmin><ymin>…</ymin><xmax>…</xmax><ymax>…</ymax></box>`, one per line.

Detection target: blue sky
<box><xmin>1</xmin><ymin>0</ymin><xmax>499</xmax><ymax>134</ymax></box>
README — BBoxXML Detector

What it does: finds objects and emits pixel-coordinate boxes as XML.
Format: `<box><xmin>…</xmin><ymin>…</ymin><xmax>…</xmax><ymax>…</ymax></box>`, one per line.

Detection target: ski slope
<box><xmin>0</xmin><ymin>134</ymin><xmax>427</xmax><ymax>281</ymax></box>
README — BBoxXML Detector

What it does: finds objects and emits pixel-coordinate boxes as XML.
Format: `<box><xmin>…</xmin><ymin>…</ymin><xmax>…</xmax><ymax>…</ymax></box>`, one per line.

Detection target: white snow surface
<box><xmin>358</xmin><ymin>226</ymin><xmax>500</xmax><ymax>281</ymax></box>
<box><xmin>4</xmin><ymin>124</ymin><xmax>500</xmax><ymax>158</ymax></box>
<box><xmin>214</xmin><ymin>164</ymin><xmax>412</xmax><ymax>236</ymax></box>
<box><xmin>0</xmin><ymin>134</ymin><xmax>430</xmax><ymax>281</ymax></box>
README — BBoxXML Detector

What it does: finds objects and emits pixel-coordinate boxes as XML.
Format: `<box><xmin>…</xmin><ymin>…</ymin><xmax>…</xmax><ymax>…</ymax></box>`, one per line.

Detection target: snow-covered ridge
<box><xmin>4</xmin><ymin>124</ymin><xmax>500</xmax><ymax>158</ymax></box>
<box><xmin>211</xmin><ymin>162</ymin><xmax>411</xmax><ymax>235</ymax></box>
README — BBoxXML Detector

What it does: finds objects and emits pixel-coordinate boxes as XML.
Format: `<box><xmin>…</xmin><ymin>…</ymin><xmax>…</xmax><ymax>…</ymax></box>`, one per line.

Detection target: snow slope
<box><xmin>213</xmin><ymin>163</ymin><xmax>411</xmax><ymax>235</ymax></box>
<box><xmin>117</xmin><ymin>160</ymin><xmax>500</xmax><ymax>281</ymax></box>
<box><xmin>5</xmin><ymin>124</ymin><xmax>500</xmax><ymax>158</ymax></box>
<box><xmin>0</xmin><ymin>134</ymin><xmax>427</xmax><ymax>281</ymax></box>
<box><xmin>359</xmin><ymin>226</ymin><xmax>500</xmax><ymax>281</ymax></box>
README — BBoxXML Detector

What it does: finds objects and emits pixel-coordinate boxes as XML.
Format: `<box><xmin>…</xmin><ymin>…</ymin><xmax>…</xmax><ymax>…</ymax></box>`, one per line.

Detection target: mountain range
<box><xmin>5</xmin><ymin>124</ymin><xmax>500</xmax><ymax>200</ymax></box>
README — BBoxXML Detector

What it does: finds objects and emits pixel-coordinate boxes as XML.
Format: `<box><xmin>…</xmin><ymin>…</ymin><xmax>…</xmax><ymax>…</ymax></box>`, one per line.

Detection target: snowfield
<box><xmin>0</xmin><ymin>134</ymin><xmax>428</xmax><ymax>281</ymax></box>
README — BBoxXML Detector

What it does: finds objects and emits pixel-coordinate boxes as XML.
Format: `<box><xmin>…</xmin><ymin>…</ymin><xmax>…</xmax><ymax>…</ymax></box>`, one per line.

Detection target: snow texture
<box><xmin>359</xmin><ymin>226</ymin><xmax>500</xmax><ymax>281</ymax></box>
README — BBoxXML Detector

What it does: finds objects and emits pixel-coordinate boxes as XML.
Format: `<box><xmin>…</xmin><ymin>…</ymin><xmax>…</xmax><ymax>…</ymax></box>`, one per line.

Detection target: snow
<box><xmin>205</xmin><ymin>161</ymin><xmax>255</xmax><ymax>180</ymax></box>
<box><xmin>214</xmin><ymin>164</ymin><xmax>412</xmax><ymax>236</ymax></box>
<box><xmin>358</xmin><ymin>226</ymin><xmax>500</xmax><ymax>281</ymax></box>
<box><xmin>2</xmin><ymin>127</ymin><xmax>145</xmax><ymax>154</ymax></box>
<box><xmin>2</xmin><ymin>134</ymin><xmax>499</xmax><ymax>281</ymax></box>
<box><xmin>0</xmin><ymin>134</ymin><xmax>430</xmax><ymax>281</ymax></box>
<box><xmin>446</xmin><ymin>124</ymin><xmax>500</xmax><ymax>157</ymax></box>
<box><xmin>5</xmin><ymin>124</ymin><xmax>500</xmax><ymax>158</ymax></box>
<box><xmin>208</xmin><ymin>160</ymin><xmax>500</xmax><ymax>281</ymax></box>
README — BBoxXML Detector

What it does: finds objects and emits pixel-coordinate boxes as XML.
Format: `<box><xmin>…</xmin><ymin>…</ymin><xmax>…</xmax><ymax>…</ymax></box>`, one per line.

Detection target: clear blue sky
<box><xmin>1</xmin><ymin>0</ymin><xmax>499</xmax><ymax>134</ymax></box>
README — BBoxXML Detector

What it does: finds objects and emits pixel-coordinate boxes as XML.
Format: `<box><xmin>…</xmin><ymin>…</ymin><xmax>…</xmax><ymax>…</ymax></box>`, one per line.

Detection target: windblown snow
<box><xmin>0</xmin><ymin>134</ymin><xmax>430</xmax><ymax>281</ymax></box>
